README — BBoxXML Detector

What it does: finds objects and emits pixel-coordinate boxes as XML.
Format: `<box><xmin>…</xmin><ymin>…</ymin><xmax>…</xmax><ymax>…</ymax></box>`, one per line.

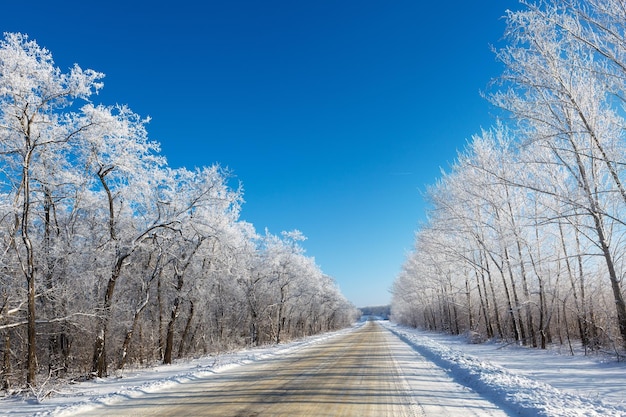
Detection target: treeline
<box><xmin>359</xmin><ymin>305</ymin><xmax>391</xmax><ymax>320</ymax></box>
<box><xmin>392</xmin><ymin>0</ymin><xmax>626</xmax><ymax>354</ymax></box>
<box><xmin>0</xmin><ymin>32</ymin><xmax>357</xmax><ymax>390</ymax></box>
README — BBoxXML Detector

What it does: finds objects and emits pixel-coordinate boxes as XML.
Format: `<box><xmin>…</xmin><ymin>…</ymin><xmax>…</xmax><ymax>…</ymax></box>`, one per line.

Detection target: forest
<box><xmin>0</xmin><ymin>32</ymin><xmax>357</xmax><ymax>391</ymax></box>
<box><xmin>392</xmin><ymin>0</ymin><xmax>626</xmax><ymax>355</ymax></box>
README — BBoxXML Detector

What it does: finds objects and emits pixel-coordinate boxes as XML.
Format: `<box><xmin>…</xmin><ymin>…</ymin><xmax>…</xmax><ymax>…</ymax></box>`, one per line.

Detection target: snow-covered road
<box><xmin>2</xmin><ymin>320</ymin><xmax>625</xmax><ymax>416</ymax></box>
<box><xmin>58</xmin><ymin>321</ymin><xmax>507</xmax><ymax>416</ymax></box>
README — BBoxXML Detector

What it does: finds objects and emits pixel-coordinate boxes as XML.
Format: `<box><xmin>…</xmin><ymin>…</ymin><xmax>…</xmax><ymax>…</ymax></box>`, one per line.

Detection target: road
<box><xmin>73</xmin><ymin>321</ymin><xmax>510</xmax><ymax>416</ymax></box>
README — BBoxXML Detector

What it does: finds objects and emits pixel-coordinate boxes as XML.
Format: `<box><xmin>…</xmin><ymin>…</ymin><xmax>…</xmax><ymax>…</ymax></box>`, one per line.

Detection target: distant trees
<box><xmin>0</xmin><ymin>32</ymin><xmax>357</xmax><ymax>390</ymax></box>
<box><xmin>392</xmin><ymin>0</ymin><xmax>626</xmax><ymax>354</ymax></box>
<box><xmin>359</xmin><ymin>305</ymin><xmax>391</xmax><ymax>320</ymax></box>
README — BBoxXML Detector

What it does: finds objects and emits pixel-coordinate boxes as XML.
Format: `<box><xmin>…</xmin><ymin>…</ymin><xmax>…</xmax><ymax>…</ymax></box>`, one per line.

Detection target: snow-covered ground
<box><xmin>383</xmin><ymin>321</ymin><xmax>626</xmax><ymax>416</ymax></box>
<box><xmin>1</xmin><ymin>321</ymin><xmax>625</xmax><ymax>416</ymax></box>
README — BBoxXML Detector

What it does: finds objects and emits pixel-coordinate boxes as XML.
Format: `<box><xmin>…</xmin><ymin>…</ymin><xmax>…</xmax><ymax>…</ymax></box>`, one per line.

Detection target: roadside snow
<box><xmin>2</xmin><ymin>321</ymin><xmax>625</xmax><ymax>416</ymax></box>
<box><xmin>382</xmin><ymin>321</ymin><xmax>626</xmax><ymax>417</ymax></box>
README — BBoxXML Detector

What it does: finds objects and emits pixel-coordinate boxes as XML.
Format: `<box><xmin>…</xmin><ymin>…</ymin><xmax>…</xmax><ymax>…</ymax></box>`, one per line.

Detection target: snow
<box><xmin>382</xmin><ymin>322</ymin><xmax>626</xmax><ymax>416</ymax></box>
<box><xmin>2</xmin><ymin>321</ymin><xmax>626</xmax><ymax>416</ymax></box>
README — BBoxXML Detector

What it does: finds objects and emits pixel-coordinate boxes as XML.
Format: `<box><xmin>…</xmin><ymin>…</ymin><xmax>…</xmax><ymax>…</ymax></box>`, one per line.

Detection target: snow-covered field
<box><xmin>2</xmin><ymin>321</ymin><xmax>625</xmax><ymax>416</ymax></box>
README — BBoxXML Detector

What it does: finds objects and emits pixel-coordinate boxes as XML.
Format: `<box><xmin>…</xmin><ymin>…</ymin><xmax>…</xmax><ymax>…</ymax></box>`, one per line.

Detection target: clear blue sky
<box><xmin>1</xmin><ymin>1</ymin><xmax>519</xmax><ymax>307</ymax></box>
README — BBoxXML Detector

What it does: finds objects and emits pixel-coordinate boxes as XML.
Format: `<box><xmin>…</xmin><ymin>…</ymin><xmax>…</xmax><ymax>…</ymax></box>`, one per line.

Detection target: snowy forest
<box><xmin>0</xmin><ymin>32</ymin><xmax>357</xmax><ymax>390</ymax></box>
<box><xmin>392</xmin><ymin>0</ymin><xmax>626</xmax><ymax>355</ymax></box>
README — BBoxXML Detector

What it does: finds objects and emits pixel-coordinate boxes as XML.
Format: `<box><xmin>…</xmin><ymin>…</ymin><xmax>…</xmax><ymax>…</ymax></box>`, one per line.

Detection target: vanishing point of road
<box><xmin>72</xmin><ymin>321</ymin><xmax>510</xmax><ymax>416</ymax></box>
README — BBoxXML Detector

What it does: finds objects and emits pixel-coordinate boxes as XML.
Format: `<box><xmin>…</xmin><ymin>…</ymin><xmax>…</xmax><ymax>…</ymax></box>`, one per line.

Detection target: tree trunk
<box><xmin>2</xmin><ymin>333</ymin><xmax>11</xmax><ymax>390</ymax></box>
<box><xmin>465</xmin><ymin>273</ymin><xmax>474</xmax><ymax>330</ymax></box>
<box><xmin>163</xmin><ymin>239</ymin><xmax>204</xmax><ymax>364</ymax></box>
<box><xmin>91</xmin><ymin>168</ymin><xmax>126</xmax><ymax>378</ymax></box>
<box><xmin>158</xmin><ymin>274</ymin><xmax>164</xmax><ymax>360</ymax></box>
<box><xmin>164</xmin><ymin>266</ymin><xmax>185</xmax><ymax>365</ymax></box>
<box><xmin>178</xmin><ymin>301</ymin><xmax>194</xmax><ymax>358</ymax></box>
<box><xmin>119</xmin><ymin>292</ymin><xmax>150</xmax><ymax>370</ymax></box>
<box><xmin>475</xmin><ymin>269</ymin><xmax>493</xmax><ymax>338</ymax></box>
<box><xmin>20</xmin><ymin>148</ymin><xmax>37</xmax><ymax>386</ymax></box>
<box><xmin>503</xmin><ymin>248</ymin><xmax>526</xmax><ymax>344</ymax></box>
<box><xmin>276</xmin><ymin>283</ymin><xmax>288</xmax><ymax>344</ymax></box>
<box><xmin>163</xmin><ymin>297</ymin><xmax>180</xmax><ymax>365</ymax></box>
<box><xmin>91</xmin><ymin>252</ymin><xmax>128</xmax><ymax>377</ymax></box>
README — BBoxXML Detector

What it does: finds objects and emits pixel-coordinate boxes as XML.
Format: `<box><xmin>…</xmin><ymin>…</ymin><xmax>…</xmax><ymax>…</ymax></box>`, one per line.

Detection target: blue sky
<box><xmin>1</xmin><ymin>1</ymin><xmax>520</xmax><ymax>307</ymax></box>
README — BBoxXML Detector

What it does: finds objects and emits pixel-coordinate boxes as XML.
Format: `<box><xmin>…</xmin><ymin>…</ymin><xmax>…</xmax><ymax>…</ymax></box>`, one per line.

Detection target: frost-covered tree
<box><xmin>491</xmin><ymin>1</ymin><xmax>626</xmax><ymax>347</ymax></box>
<box><xmin>393</xmin><ymin>0</ymin><xmax>626</xmax><ymax>353</ymax></box>
<box><xmin>0</xmin><ymin>32</ymin><xmax>103</xmax><ymax>384</ymax></box>
<box><xmin>0</xmin><ymin>31</ymin><xmax>356</xmax><ymax>389</ymax></box>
